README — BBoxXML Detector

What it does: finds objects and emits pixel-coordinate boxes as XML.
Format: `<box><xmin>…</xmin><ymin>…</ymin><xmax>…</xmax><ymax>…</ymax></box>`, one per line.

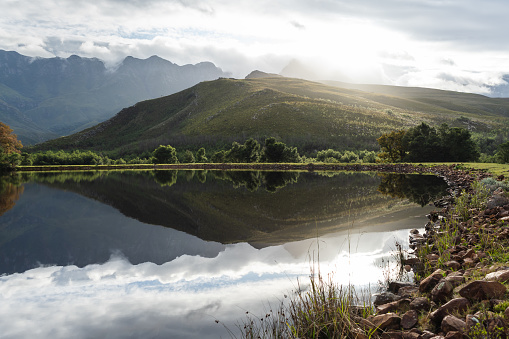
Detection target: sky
<box><xmin>2</xmin><ymin>0</ymin><xmax>509</xmax><ymax>94</ymax></box>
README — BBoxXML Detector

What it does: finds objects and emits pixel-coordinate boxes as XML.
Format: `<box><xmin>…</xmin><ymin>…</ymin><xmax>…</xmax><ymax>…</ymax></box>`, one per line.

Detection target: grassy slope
<box><xmin>31</xmin><ymin>77</ymin><xmax>509</xmax><ymax>154</ymax></box>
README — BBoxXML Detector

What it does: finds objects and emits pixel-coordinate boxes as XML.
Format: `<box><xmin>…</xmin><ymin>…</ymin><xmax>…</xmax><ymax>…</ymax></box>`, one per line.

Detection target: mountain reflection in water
<box><xmin>0</xmin><ymin>170</ymin><xmax>448</xmax><ymax>338</ymax></box>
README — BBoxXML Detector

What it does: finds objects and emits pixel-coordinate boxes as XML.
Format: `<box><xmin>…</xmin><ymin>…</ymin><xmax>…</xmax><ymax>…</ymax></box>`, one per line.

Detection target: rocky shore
<box><xmin>358</xmin><ymin>165</ymin><xmax>509</xmax><ymax>338</ymax></box>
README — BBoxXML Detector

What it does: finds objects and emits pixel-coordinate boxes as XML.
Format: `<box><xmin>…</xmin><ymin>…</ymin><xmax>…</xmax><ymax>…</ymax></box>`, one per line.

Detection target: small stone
<box><xmin>458</xmin><ymin>280</ymin><xmax>507</xmax><ymax>301</ymax></box>
<box><xmin>485</xmin><ymin>269</ymin><xmax>509</xmax><ymax>283</ymax></box>
<box><xmin>441</xmin><ymin>315</ymin><xmax>466</xmax><ymax>333</ymax></box>
<box><xmin>410</xmin><ymin>228</ymin><xmax>419</xmax><ymax>234</ymax></box>
<box><xmin>371</xmin><ymin>313</ymin><xmax>401</xmax><ymax>331</ymax></box>
<box><xmin>463</xmin><ymin>258</ymin><xmax>475</xmax><ymax>267</ymax></box>
<box><xmin>431</xmin><ymin>279</ymin><xmax>453</xmax><ymax>303</ymax></box>
<box><xmin>410</xmin><ymin>297</ymin><xmax>430</xmax><ymax>312</ymax></box>
<box><xmin>401</xmin><ymin>310</ymin><xmax>418</xmax><ymax>330</ymax></box>
<box><xmin>430</xmin><ymin>298</ymin><xmax>470</xmax><ymax>323</ymax></box>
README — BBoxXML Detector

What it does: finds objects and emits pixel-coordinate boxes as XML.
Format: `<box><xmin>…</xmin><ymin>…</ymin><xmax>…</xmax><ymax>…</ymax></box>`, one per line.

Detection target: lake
<box><xmin>0</xmin><ymin>170</ymin><xmax>447</xmax><ymax>338</ymax></box>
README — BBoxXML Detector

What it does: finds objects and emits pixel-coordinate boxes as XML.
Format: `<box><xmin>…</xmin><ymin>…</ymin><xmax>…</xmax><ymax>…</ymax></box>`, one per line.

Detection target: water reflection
<box><xmin>377</xmin><ymin>173</ymin><xmax>448</xmax><ymax>207</ymax></box>
<box><xmin>0</xmin><ymin>170</ymin><xmax>448</xmax><ymax>338</ymax></box>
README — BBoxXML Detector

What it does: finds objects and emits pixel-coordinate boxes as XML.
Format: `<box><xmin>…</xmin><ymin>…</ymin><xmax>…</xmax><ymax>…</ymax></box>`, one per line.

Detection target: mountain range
<box><xmin>33</xmin><ymin>71</ymin><xmax>509</xmax><ymax>155</ymax></box>
<box><xmin>0</xmin><ymin>50</ymin><xmax>229</xmax><ymax>145</ymax></box>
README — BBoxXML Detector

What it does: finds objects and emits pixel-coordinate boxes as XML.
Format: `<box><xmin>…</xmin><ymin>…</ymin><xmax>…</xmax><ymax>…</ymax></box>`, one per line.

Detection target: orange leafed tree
<box><xmin>0</xmin><ymin>122</ymin><xmax>22</xmax><ymax>154</ymax></box>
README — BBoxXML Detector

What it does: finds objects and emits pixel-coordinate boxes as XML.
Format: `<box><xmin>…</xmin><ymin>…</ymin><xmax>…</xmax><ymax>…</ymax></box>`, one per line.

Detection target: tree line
<box><xmin>377</xmin><ymin>122</ymin><xmax>509</xmax><ymax>163</ymax></box>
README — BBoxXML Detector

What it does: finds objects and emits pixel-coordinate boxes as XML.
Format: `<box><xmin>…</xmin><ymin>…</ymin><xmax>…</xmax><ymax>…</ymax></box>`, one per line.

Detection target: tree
<box><xmin>0</xmin><ymin>122</ymin><xmax>23</xmax><ymax>170</ymax></box>
<box><xmin>225</xmin><ymin>138</ymin><xmax>261</xmax><ymax>163</ymax></box>
<box><xmin>195</xmin><ymin>147</ymin><xmax>207</xmax><ymax>163</ymax></box>
<box><xmin>377</xmin><ymin>130</ymin><xmax>406</xmax><ymax>162</ymax></box>
<box><xmin>261</xmin><ymin>137</ymin><xmax>301</xmax><ymax>163</ymax></box>
<box><xmin>437</xmin><ymin>124</ymin><xmax>479</xmax><ymax>162</ymax></box>
<box><xmin>402</xmin><ymin>123</ymin><xmax>443</xmax><ymax>162</ymax></box>
<box><xmin>152</xmin><ymin>145</ymin><xmax>178</xmax><ymax>164</ymax></box>
<box><xmin>0</xmin><ymin>122</ymin><xmax>22</xmax><ymax>155</ymax></box>
<box><xmin>182</xmin><ymin>150</ymin><xmax>195</xmax><ymax>163</ymax></box>
<box><xmin>497</xmin><ymin>141</ymin><xmax>509</xmax><ymax>163</ymax></box>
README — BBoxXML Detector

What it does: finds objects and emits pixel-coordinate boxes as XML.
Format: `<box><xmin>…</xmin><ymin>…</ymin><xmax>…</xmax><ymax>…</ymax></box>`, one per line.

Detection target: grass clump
<box><xmin>230</xmin><ymin>270</ymin><xmax>376</xmax><ymax>339</ymax></box>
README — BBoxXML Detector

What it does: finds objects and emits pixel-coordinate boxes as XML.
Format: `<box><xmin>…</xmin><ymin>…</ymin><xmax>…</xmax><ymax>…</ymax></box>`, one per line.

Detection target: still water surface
<box><xmin>0</xmin><ymin>170</ymin><xmax>447</xmax><ymax>338</ymax></box>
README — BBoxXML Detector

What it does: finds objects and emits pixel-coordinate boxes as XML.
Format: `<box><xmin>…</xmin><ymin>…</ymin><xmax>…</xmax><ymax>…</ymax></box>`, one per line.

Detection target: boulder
<box><xmin>458</xmin><ymin>280</ymin><xmax>507</xmax><ymax>301</ymax></box>
<box><xmin>444</xmin><ymin>261</ymin><xmax>461</xmax><ymax>271</ymax></box>
<box><xmin>444</xmin><ymin>273</ymin><xmax>464</xmax><ymax>287</ymax></box>
<box><xmin>419</xmin><ymin>269</ymin><xmax>445</xmax><ymax>293</ymax></box>
<box><xmin>485</xmin><ymin>269</ymin><xmax>509</xmax><ymax>283</ymax></box>
<box><xmin>398</xmin><ymin>286</ymin><xmax>419</xmax><ymax>298</ymax></box>
<box><xmin>431</xmin><ymin>279</ymin><xmax>454</xmax><ymax>303</ymax></box>
<box><xmin>374</xmin><ymin>292</ymin><xmax>402</xmax><ymax>306</ymax></box>
<box><xmin>430</xmin><ymin>298</ymin><xmax>470</xmax><ymax>323</ymax></box>
<box><xmin>441</xmin><ymin>315</ymin><xmax>466</xmax><ymax>333</ymax></box>
<box><xmin>401</xmin><ymin>310</ymin><xmax>418</xmax><ymax>330</ymax></box>
<box><xmin>389</xmin><ymin>281</ymin><xmax>416</xmax><ymax>294</ymax></box>
<box><xmin>371</xmin><ymin>313</ymin><xmax>401</xmax><ymax>331</ymax></box>
<box><xmin>409</xmin><ymin>297</ymin><xmax>430</xmax><ymax>312</ymax></box>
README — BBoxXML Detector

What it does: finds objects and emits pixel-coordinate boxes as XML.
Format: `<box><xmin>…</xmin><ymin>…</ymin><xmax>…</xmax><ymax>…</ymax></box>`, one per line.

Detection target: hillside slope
<box><xmin>33</xmin><ymin>76</ymin><xmax>509</xmax><ymax>154</ymax></box>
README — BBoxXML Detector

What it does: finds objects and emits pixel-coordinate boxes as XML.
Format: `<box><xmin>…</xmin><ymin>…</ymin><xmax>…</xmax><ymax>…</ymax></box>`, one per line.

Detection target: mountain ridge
<box><xmin>0</xmin><ymin>50</ymin><xmax>229</xmax><ymax>144</ymax></box>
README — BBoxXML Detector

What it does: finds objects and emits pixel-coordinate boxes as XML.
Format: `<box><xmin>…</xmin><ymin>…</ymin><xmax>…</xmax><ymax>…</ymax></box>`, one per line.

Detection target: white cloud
<box><xmin>0</xmin><ymin>225</ymin><xmax>414</xmax><ymax>338</ymax></box>
<box><xmin>1</xmin><ymin>0</ymin><xmax>509</xmax><ymax>93</ymax></box>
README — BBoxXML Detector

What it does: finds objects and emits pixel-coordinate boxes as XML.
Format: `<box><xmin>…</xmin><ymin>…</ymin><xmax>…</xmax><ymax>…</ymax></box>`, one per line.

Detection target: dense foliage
<box><xmin>0</xmin><ymin>122</ymin><xmax>23</xmax><ymax>171</ymax></box>
<box><xmin>377</xmin><ymin>123</ymin><xmax>481</xmax><ymax>162</ymax></box>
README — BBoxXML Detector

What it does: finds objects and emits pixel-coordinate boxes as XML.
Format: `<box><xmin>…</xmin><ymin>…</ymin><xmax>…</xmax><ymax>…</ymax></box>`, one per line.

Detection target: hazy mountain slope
<box><xmin>33</xmin><ymin>76</ymin><xmax>509</xmax><ymax>154</ymax></box>
<box><xmin>0</xmin><ymin>50</ymin><xmax>228</xmax><ymax>144</ymax></box>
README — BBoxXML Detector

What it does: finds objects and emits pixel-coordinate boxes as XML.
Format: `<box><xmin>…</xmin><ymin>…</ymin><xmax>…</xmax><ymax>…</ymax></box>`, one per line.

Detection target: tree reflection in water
<box><xmin>377</xmin><ymin>173</ymin><xmax>448</xmax><ymax>206</ymax></box>
<box><xmin>0</xmin><ymin>174</ymin><xmax>24</xmax><ymax>216</ymax></box>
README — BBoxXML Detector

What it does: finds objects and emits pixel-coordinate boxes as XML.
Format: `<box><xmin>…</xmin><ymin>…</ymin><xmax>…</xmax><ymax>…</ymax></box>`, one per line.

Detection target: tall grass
<box><xmin>228</xmin><ymin>269</ymin><xmax>375</xmax><ymax>339</ymax></box>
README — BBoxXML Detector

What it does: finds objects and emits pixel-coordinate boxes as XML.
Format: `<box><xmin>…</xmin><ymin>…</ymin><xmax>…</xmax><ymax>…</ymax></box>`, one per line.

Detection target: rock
<box><xmin>374</xmin><ymin>292</ymin><xmax>402</xmax><ymax>306</ymax></box>
<box><xmin>444</xmin><ymin>331</ymin><xmax>463</xmax><ymax>339</ymax></box>
<box><xmin>465</xmin><ymin>314</ymin><xmax>481</xmax><ymax>332</ymax></box>
<box><xmin>371</xmin><ymin>313</ymin><xmax>401</xmax><ymax>331</ymax></box>
<box><xmin>486</xmin><ymin>317</ymin><xmax>506</xmax><ymax>336</ymax></box>
<box><xmin>505</xmin><ymin>306</ymin><xmax>509</xmax><ymax>321</ymax></box>
<box><xmin>431</xmin><ymin>279</ymin><xmax>454</xmax><ymax>303</ymax></box>
<box><xmin>404</xmin><ymin>257</ymin><xmax>421</xmax><ymax>265</ymax></box>
<box><xmin>352</xmin><ymin>315</ymin><xmax>376</xmax><ymax>332</ymax></box>
<box><xmin>389</xmin><ymin>281</ymin><xmax>416</xmax><ymax>293</ymax></box>
<box><xmin>398</xmin><ymin>286</ymin><xmax>419</xmax><ymax>298</ymax></box>
<box><xmin>444</xmin><ymin>261</ymin><xmax>461</xmax><ymax>271</ymax></box>
<box><xmin>419</xmin><ymin>269</ymin><xmax>445</xmax><ymax>293</ymax></box>
<box><xmin>419</xmin><ymin>330</ymin><xmax>439</xmax><ymax>339</ymax></box>
<box><xmin>410</xmin><ymin>297</ymin><xmax>430</xmax><ymax>312</ymax></box>
<box><xmin>430</xmin><ymin>298</ymin><xmax>470</xmax><ymax>323</ymax></box>
<box><xmin>485</xmin><ymin>269</ymin><xmax>509</xmax><ymax>283</ymax></box>
<box><xmin>444</xmin><ymin>274</ymin><xmax>464</xmax><ymax>287</ymax></box>
<box><xmin>441</xmin><ymin>315</ymin><xmax>466</xmax><ymax>333</ymax></box>
<box><xmin>401</xmin><ymin>310</ymin><xmax>418</xmax><ymax>330</ymax></box>
<box><xmin>458</xmin><ymin>280</ymin><xmax>507</xmax><ymax>301</ymax></box>
<box><xmin>377</xmin><ymin>299</ymin><xmax>411</xmax><ymax>315</ymax></box>
<box><xmin>463</xmin><ymin>257</ymin><xmax>475</xmax><ymax>268</ymax></box>
<box><xmin>462</xmin><ymin>248</ymin><xmax>475</xmax><ymax>259</ymax></box>
<box><xmin>410</xmin><ymin>229</ymin><xmax>420</xmax><ymax>234</ymax></box>
<box><xmin>427</xmin><ymin>254</ymin><xmax>440</xmax><ymax>261</ymax></box>
<box><xmin>381</xmin><ymin>332</ymin><xmax>404</xmax><ymax>339</ymax></box>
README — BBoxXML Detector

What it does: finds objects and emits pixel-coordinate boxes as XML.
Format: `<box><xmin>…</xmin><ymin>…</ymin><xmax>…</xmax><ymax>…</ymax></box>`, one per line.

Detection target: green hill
<box><xmin>32</xmin><ymin>76</ymin><xmax>509</xmax><ymax>155</ymax></box>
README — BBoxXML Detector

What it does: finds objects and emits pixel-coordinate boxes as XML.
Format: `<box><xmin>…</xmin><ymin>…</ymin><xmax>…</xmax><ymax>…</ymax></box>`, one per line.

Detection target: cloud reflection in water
<box><xmin>0</xmin><ymin>225</ymin><xmax>413</xmax><ymax>339</ymax></box>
